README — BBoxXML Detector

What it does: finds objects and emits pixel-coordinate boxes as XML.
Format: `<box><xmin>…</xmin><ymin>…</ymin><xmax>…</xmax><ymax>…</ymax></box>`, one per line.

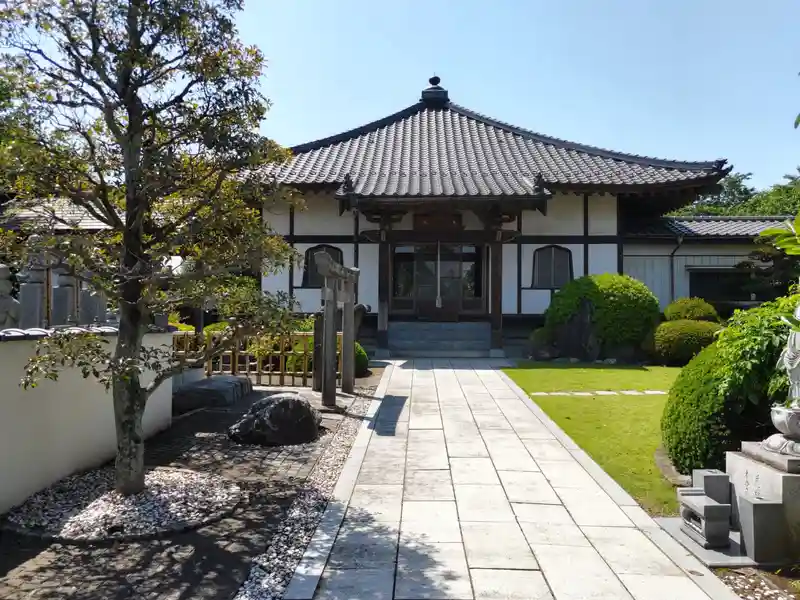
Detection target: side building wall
<box><xmin>260</xmin><ymin>191</ymin><xmax>753</xmax><ymax>316</ymax></box>
<box><xmin>623</xmin><ymin>243</ymin><xmax>756</xmax><ymax>310</ymax></box>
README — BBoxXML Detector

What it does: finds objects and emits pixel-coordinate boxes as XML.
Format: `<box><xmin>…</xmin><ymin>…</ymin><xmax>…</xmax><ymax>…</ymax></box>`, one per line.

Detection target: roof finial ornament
<box><xmin>421</xmin><ymin>74</ymin><xmax>448</xmax><ymax>106</ymax></box>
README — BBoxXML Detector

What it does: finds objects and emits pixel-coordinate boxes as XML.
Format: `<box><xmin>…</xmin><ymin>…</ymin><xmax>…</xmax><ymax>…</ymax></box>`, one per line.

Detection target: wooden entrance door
<box><xmin>414</xmin><ymin>243</ymin><xmax>462</xmax><ymax>322</ymax></box>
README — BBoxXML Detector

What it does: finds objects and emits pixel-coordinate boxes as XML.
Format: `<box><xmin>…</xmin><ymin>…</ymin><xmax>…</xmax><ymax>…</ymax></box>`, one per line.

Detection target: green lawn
<box><xmin>504</xmin><ymin>361</ymin><xmax>680</xmax><ymax>393</ymax></box>
<box><xmin>504</xmin><ymin>363</ymin><xmax>682</xmax><ymax>516</ymax></box>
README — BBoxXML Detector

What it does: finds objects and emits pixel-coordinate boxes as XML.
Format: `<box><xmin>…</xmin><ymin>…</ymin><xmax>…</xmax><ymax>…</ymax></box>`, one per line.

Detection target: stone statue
<box><xmin>0</xmin><ymin>264</ymin><xmax>21</xmax><ymax>330</ymax></box>
<box><xmin>763</xmin><ymin>299</ymin><xmax>800</xmax><ymax>456</ymax></box>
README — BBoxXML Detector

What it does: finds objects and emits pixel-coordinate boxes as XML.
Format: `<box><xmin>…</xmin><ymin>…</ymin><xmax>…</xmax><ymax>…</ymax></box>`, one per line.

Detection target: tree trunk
<box><xmin>112</xmin><ymin>299</ymin><xmax>147</xmax><ymax>495</ymax></box>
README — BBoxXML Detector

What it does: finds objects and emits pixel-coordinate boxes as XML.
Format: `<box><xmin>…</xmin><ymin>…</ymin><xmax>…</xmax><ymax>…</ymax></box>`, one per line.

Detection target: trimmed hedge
<box><xmin>664</xmin><ymin>297</ymin><xmax>719</xmax><ymax>323</ymax></box>
<box><xmin>661</xmin><ymin>294</ymin><xmax>797</xmax><ymax>473</ymax></box>
<box><xmin>652</xmin><ymin>319</ymin><xmax>722</xmax><ymax>366</ymax></box>
<box><xmin>544</xmin><ymin>274</ymin><xmax>660</xmax><ymax>352</ymax></box>
<box><xmin>355</xmin><ymin>342</ymin><xmax>370</xmax><ymax>377</ymax></box>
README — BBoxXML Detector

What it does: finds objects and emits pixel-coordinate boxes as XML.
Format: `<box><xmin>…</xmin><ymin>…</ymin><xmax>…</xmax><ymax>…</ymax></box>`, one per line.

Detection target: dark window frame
<box><xmin>527</xmin><ymin>244</ymin><xmax>574</xmax><ymax>290</ymax></box>
<box><xmin>300</xmin><ymin>244</ymin><xmax>343</xmax><ymax>289</ymax></box>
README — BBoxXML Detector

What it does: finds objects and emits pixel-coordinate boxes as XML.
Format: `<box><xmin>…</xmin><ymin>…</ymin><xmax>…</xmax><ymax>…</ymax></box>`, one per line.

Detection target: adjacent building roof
<box><xmin>276</xmin><ymin>76</ymin><xmax>730</xmax><ymax>198</ymax></box>
<box><xmin>625</xmin><ymin>216</ymin><xmax>789</xmax><ymax>239</ymax></box>
<box><xmin>1</xmin><ymin>199</ymin><xmax>111</xmax><ymax>231</ymax></box>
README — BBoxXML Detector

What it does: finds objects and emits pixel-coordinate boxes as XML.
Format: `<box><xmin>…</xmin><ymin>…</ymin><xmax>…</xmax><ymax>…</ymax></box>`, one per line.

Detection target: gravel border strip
<box><xmin>1</xmin><ymin>466</ymin><xmax>242</xmax><ymax>544</ymax></box>
<box><xmin>233</xmin><ymin>365</ymin><xmax>394</xmax><ymax>600</ymax></box>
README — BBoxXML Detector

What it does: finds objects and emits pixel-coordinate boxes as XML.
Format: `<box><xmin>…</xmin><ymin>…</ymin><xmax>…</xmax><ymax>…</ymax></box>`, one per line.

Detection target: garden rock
<box><xmin>553</xmin><ymin>299</ymin><xmax>601</xmax><ymax>362</ymax></box>
<box><xmin>228</xmin><ymin>392</ymin><xmax>322</xmax><ymax>446</ymax></box>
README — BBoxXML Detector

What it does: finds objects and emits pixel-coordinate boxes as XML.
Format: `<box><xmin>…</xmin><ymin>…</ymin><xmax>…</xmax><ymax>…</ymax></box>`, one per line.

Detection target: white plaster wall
<box><xmin>588</xmin><ymin>244</ymin><xmax>618</xmax><ymax>275</ymax></box>
<box><xmin>521</xmin><ymin>193</ymin><xmax>583</xmax><ymax>235</ymax></box>
<box><xmin>292</xmin><ymin>242</ymin><xmax>355</xmax><ymax>313</ymax></box>
<box><xmin>261</xmin><ymin>268</ymin><xmax>290</xmax><ymax>299</ymax></box>
<box><xmin>521</xmin><ymin>289</ymin><xmax>552</xmax><ymax>314</ymax></box>
<box><xmin>502</xmin><ymin>244</ymin><xmax>518</xmax><ymax>314</ymax></box>
<box><xmin>357</xmin><ymin>243</ymin><xmax>379</xmax><ymax>312</ymax></box>
<box><xmin>262</xmin><ymin>202</ymin><xmax>292</xmax><ymax>235</ymax></box>
<box><xmin>623</xmin><ymin>242</ymin><xmax>756</xmax><ymax>309</ymax></box>
<box><xmin>623</xmin><ymin>255</ymin><xmax>671</xmax><ymax>309</ymax></box>
<box><xmin>588</xmin><ymin>195</ymin><xmax>617</xmax><ymax>235</ymax></box>
<box><xmin>294</xmin><ymin>191</ymin><xmax>353</xmax><ymax>236</ymax></box>
<box><xmin>0</xmin><ymin>333</ymin><xmax>173</xmax><ymax>514</ymax></box>
<box><xmin>518</xmin><ymin>243</ymin><xmax>584</xmax><ymax>314</ymax></box>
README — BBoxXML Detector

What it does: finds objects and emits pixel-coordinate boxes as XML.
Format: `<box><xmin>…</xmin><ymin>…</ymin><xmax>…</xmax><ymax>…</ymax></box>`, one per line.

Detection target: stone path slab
<box><xmin>286</xmin><ymin>359</ymin><xmax>737</xmax><ymax>600</ymax></box>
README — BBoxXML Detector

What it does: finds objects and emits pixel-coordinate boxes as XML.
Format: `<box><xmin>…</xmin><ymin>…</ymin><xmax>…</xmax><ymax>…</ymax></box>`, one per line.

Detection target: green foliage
<box><xmin>528</xmin><ymin>327</ymin><xmax>552</xmax><ymax>345</ymax></box>
<box><xmin>355</xmin><ymin>342</ymin><xmax>369</xmax><ymax>378</ymax></box>
<box><xmin>294</xmin><ymin>315</ymin><xmax>315</xmax><ymax>332</ymax></box>
<box><xmin>661</xmin><ymin>343</ymin><xmax>773</xmax><ymax>473</ymax></box>
<box><xmin>544</xmin><ymin>274</ymin><xmax>660</xmax><ymax>350</ymax></box>
<box><xmin>203</xmin><ymin>321</ymin><xmax>230</xmax><ymax>334</ymax></box>
<box><xmin>652</xmin><ymin>320</ymin><xmax>722</xmax><ymax>366</ymax></box>
<box><xmin>671</xmin><ymin>172</ymin><xmax>756</xmax><ymax>216</ymax></box>
<box><xmin>713</xmin><ymin>294</ymin><xmax>797</xmax><ymax>405</ymax></box>
<box><xmin>169</xmin><ymin>322</ymin><xmax>194</xmax><ymax>332</ymax></box>
<box><xmin>664</xmin><ymin>297</ymin><xmax>719</xmax><ymax>323</ymax></box>
<box><xmin>661</xmin><ymin>295</ymin><xmax>797</xmax><ymax>473</ymax></box>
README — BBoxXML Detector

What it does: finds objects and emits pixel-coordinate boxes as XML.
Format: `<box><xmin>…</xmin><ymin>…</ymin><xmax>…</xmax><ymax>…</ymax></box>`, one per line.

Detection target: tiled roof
<box><xmin>626</xmin><ymin>216</ymin><xmax>789</xmax><ymax>238</ymax></box>
<box><xmin>1</xmin><ymin>199</ymin><xmax>111</xmax><ymax>231</ymax></box>
<box><xmin>275</xmin><ymin>77</ymin><xmax>729</xmax><ymax>198</ymax></box>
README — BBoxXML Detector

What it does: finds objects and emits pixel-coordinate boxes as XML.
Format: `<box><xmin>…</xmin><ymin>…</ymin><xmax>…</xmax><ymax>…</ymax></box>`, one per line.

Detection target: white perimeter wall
<box><xmin>0</xmin><ymin>333</ymin><xmax>173</xmax><ymax>514</ymax></box>
<box><xmin>623</xmin><ymin>243</ymin><xmax>756</xmax><ymax>310</ymax></box>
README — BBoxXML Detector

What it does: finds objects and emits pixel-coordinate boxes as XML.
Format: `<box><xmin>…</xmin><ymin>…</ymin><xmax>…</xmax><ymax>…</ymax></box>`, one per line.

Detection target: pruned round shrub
<box><xmin>529</xmin><ymin>328</ymin><xmax>551</xmax><ymax>346</ymax></box>
<box><xmin>544</xmin><ymin>274</ymin><xmax>660</xmax><ymax>358</ymax></box>
<box><xmin>355</xmin><ymin>342</ymin><xmax>370</xmax><ymax>377</ymax></box>
<box><xmin>661</xmin><ymin>294</ymin><xmax>798</xmax><ymax>473</ymax></box>
<box><xmin>664</xmin><ymin>297</ymin><xmax>719</xmax><ymax>323</ymax></box>
<box><xmin>652</xmin><ymin>319</ymin><xmax>722</xmax><ymax>366</ymax></box>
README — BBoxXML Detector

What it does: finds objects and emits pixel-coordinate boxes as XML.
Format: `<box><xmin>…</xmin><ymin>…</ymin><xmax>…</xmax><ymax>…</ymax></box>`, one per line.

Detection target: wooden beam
<box><xmin>490</xmin><ymin>242</ymin><xmax>503</xmax><ymax>349</ymax></box>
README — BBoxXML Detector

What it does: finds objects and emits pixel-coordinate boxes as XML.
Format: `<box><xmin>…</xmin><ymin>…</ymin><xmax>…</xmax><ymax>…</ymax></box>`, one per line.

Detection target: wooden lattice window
<box><xmin>532</xmin><ymin>245</ymin><xmax>573</xmax><ymax>289</ymax></box>
<box><xmin>302</xmin><ymin>245</ymin><xmax>343</xmax><ymax>288</ymax></box>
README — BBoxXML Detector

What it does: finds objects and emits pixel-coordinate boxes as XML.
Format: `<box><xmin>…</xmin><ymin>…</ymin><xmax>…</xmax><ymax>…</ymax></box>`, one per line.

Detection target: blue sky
<box><xmin>237</xmin><ymin>0</ymin><xmax>799</xmax><ymax>189</ymax></box>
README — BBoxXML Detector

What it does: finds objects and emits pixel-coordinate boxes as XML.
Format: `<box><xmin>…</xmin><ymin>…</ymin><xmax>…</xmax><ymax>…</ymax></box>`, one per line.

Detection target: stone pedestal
<box><xmin>726</xmin><ymin>449</ymin><xmax>800</xmax><ymax>564</ymax></box>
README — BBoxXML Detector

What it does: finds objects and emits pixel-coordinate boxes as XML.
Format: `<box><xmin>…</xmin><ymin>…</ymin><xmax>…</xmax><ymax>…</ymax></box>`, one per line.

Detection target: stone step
<box><xmin>389</xmin><ymin>340</ymin><xmax>489</xmax><ymax>351</ymax></box>
<box><xmin>172</xmin><ymin>374</ymin><xmax>253</xmax><ymax>415</ymax></box>
<box><xmin>388</xmin><ymin>349</ymin><xmax>492</xmax><ymax>358</ymax></box>
<box><xmin>678</xmin><ymin>489</ymin><xmax>731</xmax><ymax>520</ymax></box>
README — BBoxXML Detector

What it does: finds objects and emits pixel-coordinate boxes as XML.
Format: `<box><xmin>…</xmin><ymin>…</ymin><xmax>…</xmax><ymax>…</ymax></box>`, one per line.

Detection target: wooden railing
<box><xmin>172</xmin><ymin>331</ymin><xmax>342</xmax><ymax>387</ymax></box>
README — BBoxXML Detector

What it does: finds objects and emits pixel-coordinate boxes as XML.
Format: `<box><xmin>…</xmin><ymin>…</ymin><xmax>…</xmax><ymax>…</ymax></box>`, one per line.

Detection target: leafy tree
<box><xmin>0</xmin><ymin>0</ymin><xmax>297</xmax><ymax>494</ymax></box>
<box><xmin>733</xmin><ymin>182</ymin><xmax>800</xmax><ymax>217</ymax></box>
<box><xmin>671</xmin><ymin>172</ymin><xmax>756</xmax><ymax>216</ymax></box>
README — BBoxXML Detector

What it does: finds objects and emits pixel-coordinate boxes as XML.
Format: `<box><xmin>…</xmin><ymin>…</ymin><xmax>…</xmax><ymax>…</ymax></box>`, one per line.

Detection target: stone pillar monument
<box><xmin>314</xmin><ymin>251</ymin><xmax>360</xmax><ymax>406</ymax></box>
<box><xmin>19</xmin><ymin>262</ymin><xmax>48</xmax><ymax>329</ymax></box>
<box><xmin>0</xmin><ymin>265</ymin><xmax>21</xmax><ymax>329</ymax></box>
<box><xmin>51</xmin><ymin>270</ymin><xmax>77</xmax><ymax>326</ymax></box>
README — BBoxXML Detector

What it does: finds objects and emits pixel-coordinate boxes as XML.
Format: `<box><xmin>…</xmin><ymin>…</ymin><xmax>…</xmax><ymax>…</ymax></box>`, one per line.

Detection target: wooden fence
<box><xmin>172</xmin><ymin>331</ymin><xmax>342</xmax><ymax>387</ymax></box>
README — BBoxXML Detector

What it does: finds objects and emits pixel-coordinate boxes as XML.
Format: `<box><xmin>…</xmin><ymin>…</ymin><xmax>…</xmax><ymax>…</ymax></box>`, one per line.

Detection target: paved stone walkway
<box><xmin>291</xmin><ymin>359</ymin><xmax>737</xmax><ymax>600</ymax></box>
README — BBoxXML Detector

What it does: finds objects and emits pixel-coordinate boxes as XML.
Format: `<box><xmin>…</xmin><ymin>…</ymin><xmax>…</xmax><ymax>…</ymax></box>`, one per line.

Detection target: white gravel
<box><xmin>234</xmin><ymin>393</ymin><xmax>372</xmax><ymax>600</ymax></box>
<box><xmin>3</xmin><ymin>466</ymin><xmax>242</xmax><ymax>541</ymax></box>
<box><xmin>717</xmin><ymin>568</ymin><xmax>798</xmax><ymax>600</ymax></box>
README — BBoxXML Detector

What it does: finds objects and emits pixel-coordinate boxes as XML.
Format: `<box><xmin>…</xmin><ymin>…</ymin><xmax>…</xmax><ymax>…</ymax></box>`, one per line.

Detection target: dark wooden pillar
<box><xmin>376</xmin><ymin>214</ymin><xmax>392</xmax><ymax>350</ymax></box>
<box><xmin>490</xmin><ymin>241</ymin><xmax>503</xmax><ymax>350</ymax></box>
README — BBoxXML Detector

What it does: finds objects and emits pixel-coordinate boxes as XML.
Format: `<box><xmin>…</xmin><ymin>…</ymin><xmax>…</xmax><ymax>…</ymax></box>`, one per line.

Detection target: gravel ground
<box><xmin>2</xmin><ymin>466</ymin><xmax>242</xmax><ymax>542</ymax></box>
<box><xmin>718</xmin><ymin>568</ymin><xmax>799</xmax><ymax>600</ymax></box>
<box><xmin>234</xmin><ymin>388</ymin><xmax>375</xmax><ymax>600</ymax></box>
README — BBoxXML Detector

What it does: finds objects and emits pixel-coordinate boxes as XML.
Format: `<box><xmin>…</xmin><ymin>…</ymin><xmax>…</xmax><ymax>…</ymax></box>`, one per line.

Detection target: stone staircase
<box><xmin>387</xmin><ymin>321</ymin><xmax>492</xmax><ymax>357</ymax></box>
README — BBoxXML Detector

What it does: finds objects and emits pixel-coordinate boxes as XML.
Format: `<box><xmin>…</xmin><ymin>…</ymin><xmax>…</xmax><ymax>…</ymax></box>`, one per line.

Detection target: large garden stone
<box><xmin>228</xmin><ymin>392</ymin><xmax>321</xmax><ymax>446</ymax></box>
<box><xmin>553</xmin><ymin>299</ymin><xmax>601</xmax><ymax>362</ymax></box>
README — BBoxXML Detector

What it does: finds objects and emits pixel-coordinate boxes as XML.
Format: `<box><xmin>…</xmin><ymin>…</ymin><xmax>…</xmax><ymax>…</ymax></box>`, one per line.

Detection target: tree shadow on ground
<box><xmin>0</xmin><ymin>399</ymin><xmax>329</xmax><ymax>600</ymax></box>
<box><xmin>0</xmin><ymin>381</ymin><xmax>451</xmax><ymax>600</ymax></box>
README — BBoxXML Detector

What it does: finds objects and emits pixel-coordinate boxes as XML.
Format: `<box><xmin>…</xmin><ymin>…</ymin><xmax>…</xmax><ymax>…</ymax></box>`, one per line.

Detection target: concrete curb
<box><xmin>496</xmin><ymin>369</ymin><xmax>742</xmax><ymax>600</ymax></box>
<box><xmin>283</xmin><ymin>362</ymin><xmax>396</xmax><ymax>600</ymax></box>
